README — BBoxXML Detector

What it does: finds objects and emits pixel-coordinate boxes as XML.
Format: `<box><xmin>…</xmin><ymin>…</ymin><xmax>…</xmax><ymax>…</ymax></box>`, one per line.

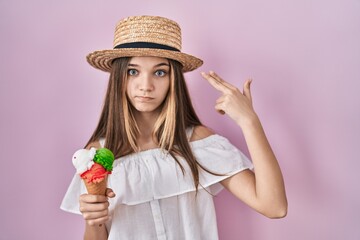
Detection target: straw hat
<box><xmin>86</xmin><ymin>15</ymin><xmax>203</xmax><ymax>72</ymax></box>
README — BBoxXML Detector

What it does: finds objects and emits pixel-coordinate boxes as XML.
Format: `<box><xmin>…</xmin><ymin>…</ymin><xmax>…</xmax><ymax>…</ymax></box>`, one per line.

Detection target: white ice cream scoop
<box><xmin>72</xmin><ymin>147</ymin><xmax>96</xmax><ymax>174</ymax></box>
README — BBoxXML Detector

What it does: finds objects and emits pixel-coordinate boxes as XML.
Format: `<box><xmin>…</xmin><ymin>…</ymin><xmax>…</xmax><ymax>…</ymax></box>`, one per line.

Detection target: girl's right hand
<box><xmin>79</xmin><ymin>188</ymin><xmax>116</xmax><ymax>226</ymax></box>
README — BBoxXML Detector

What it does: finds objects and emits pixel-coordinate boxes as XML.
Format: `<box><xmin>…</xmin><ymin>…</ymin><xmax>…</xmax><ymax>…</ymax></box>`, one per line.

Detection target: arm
<box><xmin>201</xmin><ymin>71</ymin><xmax>287</xmax><ymax>218</ymax></box>
<box><xmin>80</xmin><ymin>190</ymin><xmax>115</xmax><ymax>240</ymax></box>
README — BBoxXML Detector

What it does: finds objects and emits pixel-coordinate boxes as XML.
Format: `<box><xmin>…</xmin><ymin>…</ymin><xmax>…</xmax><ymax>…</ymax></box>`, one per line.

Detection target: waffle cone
<box><xmin>83</xmin><ymin>177</ymin><xmax>108</xmax><ymax>195</ymax></box>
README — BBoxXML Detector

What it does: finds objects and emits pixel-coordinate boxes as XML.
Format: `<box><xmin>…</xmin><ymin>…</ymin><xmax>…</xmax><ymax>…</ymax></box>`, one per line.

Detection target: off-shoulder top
<box><xmin>60</xmin><ymin>128</ymin><xmax>253</xmax><ymax>240</ymax></box>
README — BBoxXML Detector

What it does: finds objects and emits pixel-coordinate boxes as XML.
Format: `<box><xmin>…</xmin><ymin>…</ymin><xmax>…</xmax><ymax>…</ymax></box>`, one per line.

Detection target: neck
<box><xmin>132</xmin><ymin>110</ymin><xmax>161</xmax><ymax>151</ymax></box>
<box><xmin>133</xmin><ymin>110</ymin><xmax>159</xmax><ymax>138</ymax></box>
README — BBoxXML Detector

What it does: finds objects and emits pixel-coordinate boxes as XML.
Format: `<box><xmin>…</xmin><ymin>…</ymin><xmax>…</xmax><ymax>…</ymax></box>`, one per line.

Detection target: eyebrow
<box><xmin>127</xmin><ymin>62</ymin><xmax>170</xmax><ymax>68</ymax></box>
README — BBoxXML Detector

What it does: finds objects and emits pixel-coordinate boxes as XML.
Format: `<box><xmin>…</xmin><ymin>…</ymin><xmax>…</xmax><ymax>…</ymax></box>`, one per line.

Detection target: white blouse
<box><xmin>60</xmin><ymin>131</ymin><xmax>253</xmax><ymax>240</ymax></box>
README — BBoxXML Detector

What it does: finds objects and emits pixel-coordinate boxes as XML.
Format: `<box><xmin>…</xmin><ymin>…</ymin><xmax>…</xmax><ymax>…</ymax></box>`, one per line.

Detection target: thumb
<box><xmin>243</xmin><ymin>78</ymin><xmax>253</xmax><ymax>101</ymax></box>
<box><xmin>106</xmin><ymin>188</ymin><xmax>116</xmax><ymax>198</ymax></box>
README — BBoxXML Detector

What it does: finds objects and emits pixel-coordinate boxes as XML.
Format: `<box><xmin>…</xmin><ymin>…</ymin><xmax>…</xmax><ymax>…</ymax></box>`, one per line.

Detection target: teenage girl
<box><xmin>61</xmin><ymin>15</ymin><xmax>287</xmax><ymax>240</ymax></box>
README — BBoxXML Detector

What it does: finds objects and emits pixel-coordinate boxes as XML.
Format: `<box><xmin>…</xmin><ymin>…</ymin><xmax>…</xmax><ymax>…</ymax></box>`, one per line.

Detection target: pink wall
<box><xmin>1</xmin><ymin>0</ymin><xmax>359</xmax><ymax>239</ymax></box>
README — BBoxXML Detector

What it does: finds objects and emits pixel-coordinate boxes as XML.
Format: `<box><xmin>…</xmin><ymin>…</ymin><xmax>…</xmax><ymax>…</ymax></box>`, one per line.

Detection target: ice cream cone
<box><xmin>83</xmin><ymin>176</ymin><xmax>108</xmax><ymax>195</ymax></box>
<box><xmin>72</xmin><ymin>147</ymin><xmax>114</xmax><ymax>196</ymax></box>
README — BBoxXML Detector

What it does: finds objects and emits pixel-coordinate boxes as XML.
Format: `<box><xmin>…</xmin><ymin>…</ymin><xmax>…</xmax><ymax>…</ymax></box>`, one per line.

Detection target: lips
<box><xmin>135</xmin><ymin>96</ymin><xmax>154</xmax><ymax>102</ymax></box>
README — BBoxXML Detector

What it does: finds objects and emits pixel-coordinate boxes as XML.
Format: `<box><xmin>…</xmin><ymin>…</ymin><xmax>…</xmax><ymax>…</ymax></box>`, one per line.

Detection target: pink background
<box><xmin>1</xmin><ymin>0</ymin><xmax>359</xmax><ymax>239</ymax></box>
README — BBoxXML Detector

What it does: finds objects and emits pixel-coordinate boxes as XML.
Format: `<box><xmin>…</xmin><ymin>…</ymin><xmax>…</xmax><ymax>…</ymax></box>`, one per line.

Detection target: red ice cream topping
<box><xmin>80</xmin><ymin>163</ymin><xmax>111</xmax><ymax>183</ymax></box>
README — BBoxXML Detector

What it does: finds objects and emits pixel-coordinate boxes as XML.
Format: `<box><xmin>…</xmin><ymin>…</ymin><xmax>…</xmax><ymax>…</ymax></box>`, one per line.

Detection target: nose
<box><xmin>138</xmin><ymin>73</ymin><xmax>154</xmax><ymax>92</ymax></box>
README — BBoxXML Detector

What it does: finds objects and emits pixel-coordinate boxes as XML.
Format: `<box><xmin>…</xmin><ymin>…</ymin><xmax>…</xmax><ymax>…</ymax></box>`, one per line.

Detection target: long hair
<box><xmin>86</xmin><ymin>57</ymin><xmax>216</xmax><ymax>191</ymax></box>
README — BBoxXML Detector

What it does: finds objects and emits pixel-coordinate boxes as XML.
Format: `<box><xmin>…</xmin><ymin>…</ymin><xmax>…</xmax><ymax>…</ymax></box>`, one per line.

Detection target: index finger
<box><xmin>201</xmin><ymin>72</ymin><xmax>231</xmax><ymax>94</ymax></box>
<box><xmin>209</xmin><ymin>71</ymin><xmax>237</xmax><ymax>91</ymax></box>
<box><xmin>80</xmin><ymin>193</ymin><xmax>108</xmax><ymax>203</ymax></box>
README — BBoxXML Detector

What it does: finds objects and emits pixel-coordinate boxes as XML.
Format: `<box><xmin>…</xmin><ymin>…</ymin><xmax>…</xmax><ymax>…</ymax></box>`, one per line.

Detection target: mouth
<box><xmin>135</xmin><ymin>96</ymin><xmax>154</xmax><ymax>102</ymax></box>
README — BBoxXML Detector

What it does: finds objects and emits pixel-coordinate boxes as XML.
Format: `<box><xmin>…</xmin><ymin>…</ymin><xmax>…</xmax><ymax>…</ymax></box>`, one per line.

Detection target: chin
<box><xmin>130</xmin><ymin>101</ymin><xmax>163</xmax><ymax>114</ymax></box>
<box><xmin>133</xmin><ymin>105</ymin><xmax>158</xmax><ymax>113</ymax></box>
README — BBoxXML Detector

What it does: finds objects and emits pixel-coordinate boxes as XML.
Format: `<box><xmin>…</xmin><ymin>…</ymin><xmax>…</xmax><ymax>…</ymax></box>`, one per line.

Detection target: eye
<box><xmin>128</xmin><ymin>69</ymin><xmax>138</xmax><ymax>76</ymax></box>
<box><xmin>155</xmin><ymin>70</ymin><xmax>166</xmax><ymax>77</ymax></box>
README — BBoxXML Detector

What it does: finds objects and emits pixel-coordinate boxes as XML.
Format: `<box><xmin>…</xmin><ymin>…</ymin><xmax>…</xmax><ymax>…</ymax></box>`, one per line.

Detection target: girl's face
<box><xmin>126</xmin><ymin>56</ymin><xmax>170</xmax><ymax>114</ymax></box>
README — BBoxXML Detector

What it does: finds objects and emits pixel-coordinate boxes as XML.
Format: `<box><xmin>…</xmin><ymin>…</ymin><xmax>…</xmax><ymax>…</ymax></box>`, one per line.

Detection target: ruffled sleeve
<box><xmin>60</xmin><ymin>173</ymin><xmax>87</xmax><ymax>214</ymax></box>
<box><xmin>191</xmin><ymin>134</ymin><xmax>254</xmax><ymax>195</ymax></box>
<box><xmin>60</xmin><ymin>134</ymin><xmax>253</xmax><ymax>210</ymax></box>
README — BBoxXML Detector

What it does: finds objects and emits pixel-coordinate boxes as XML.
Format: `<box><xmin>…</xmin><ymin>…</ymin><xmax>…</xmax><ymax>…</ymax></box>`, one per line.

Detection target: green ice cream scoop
<box><xmin>93</xmin><ymin>148</ymin><xmax>114</xmax><ymax>171</ymax></box>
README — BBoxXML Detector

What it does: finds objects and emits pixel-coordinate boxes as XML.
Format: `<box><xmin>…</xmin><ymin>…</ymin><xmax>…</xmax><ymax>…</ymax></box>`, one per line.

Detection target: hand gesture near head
<box><xmin>201</xmin><ymin>71</ymin><xmax>258</xmax><ymax>128</ymax></box>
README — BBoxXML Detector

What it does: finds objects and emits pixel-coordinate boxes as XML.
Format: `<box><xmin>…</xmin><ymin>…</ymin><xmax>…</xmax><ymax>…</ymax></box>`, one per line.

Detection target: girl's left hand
<box><xmin>201</xmin><ymin>71</ymin><xmax>258</xmax><ymax>128</ymax></box>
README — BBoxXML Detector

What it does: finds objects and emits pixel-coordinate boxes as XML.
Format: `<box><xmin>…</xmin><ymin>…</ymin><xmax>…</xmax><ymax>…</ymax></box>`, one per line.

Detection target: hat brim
<box><xmin>86</xmin><ymin>48</ymin><xmax>203</xmax><ymax>73</ymax></box>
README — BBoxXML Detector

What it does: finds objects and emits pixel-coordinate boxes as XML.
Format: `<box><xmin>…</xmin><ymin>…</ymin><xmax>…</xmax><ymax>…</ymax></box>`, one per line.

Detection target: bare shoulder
<box><xmin>190</xmin><ymin>125</ymin><xmax>215</xmax><ymax>142</ymax></box>
<box><xmin>85</xmin><ymin>140</ymin><xmax>102</xmax><ymax>150</ymax></box>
